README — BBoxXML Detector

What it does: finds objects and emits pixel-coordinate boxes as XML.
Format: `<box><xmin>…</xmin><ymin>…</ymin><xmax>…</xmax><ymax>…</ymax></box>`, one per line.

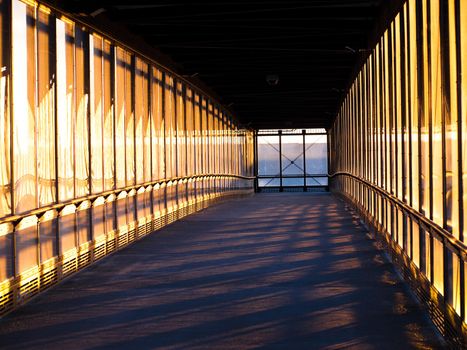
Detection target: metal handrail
<box><xmin>0</xmin><ymin>174</ymin><xmax>255</xmax><ymax>226</ymax></box>
<box><xmin>258</xmin><ymin>174</ymin><xmax>328</xmax><ymax>178</ymax></box>
<box><xmin>329</xmin><ymin>172</ymin><xmax>467</xmax><ymax>255</ymax></box>
<box><xmin>257</xmin><ymin>132</ymin><xmax>327</xmax><ymax>136</ymax></box>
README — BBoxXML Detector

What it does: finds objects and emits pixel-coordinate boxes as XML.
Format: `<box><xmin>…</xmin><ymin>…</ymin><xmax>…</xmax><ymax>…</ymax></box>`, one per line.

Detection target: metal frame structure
<box><xmin>0</xmin><ymin>0</ymin><xmax>255</xmax><ymax>317</ymax></box>
<box><xmin>256</xmin><ymin>129</ymin><xmax>328</xmax><ymax>192</ymax></box>
<box><xmin>329</xmin><ymin>0</ymin><xmax>467</xmax><ymax>346</ymax></box>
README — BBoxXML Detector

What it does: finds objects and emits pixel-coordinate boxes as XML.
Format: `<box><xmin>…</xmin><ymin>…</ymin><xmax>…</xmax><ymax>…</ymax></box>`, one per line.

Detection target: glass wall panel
<box><xmin>142</xmin><ymin>64</ymin><xmax>151</xmax><ymax>183</ymax></box>
<box><xmin>76</xmin><ymin>202</ymin><xmax>91</xmax><ymax>245</ymax></box>
<box><xmin>222</xmin><ymin>112</ymin><xmax>226</xmax><ymax>175</ymax></box>
<box><xmin>408</xmin><ymin>0</ymin><xmax>419</xmax><ymax>211</ymax></box>
<box><xmin>412</xmin><ymin>220</ymin><xmax>420</xmax><ymax>268</ymax></box>
<box><xmin>258</xmin><ymin>178</ymin><xmax>280</xmax><ymax>187</ymax></box>
<box><xmin>305</xmin><ymin>134</ymin><xmax>328</xmax><ymax>174</ymax></box>
<box><xmin>216</xmin><ymin>112</ymin><xmax>221</xmax><ymax>175</ymax></box>
<box><xmin>177</xmin><ymin>82</ymin><xmax>186</xmax><ymax>178</ymax></box>
<box><xmin>12</xmin><ymin>0</ymin><xmax>37</xmax><ymax>213</ymax></box>
<box><xmin>281</xmin><ymin>135</ymin><xmax>304</xmax><ymax>185</ymax></box>
<box><xmin>194</xmin><ymin>94</ymin><xmax>202</xmax><ymax>175</ymax></box>
<box><xmin>37</xmin><ymin>7</ymin><xmax>56</xmax><ymax>207</ymax></box>
<box><xmin>151</xmin><ymin>67</ymin><xmax>164</xmax><ymax>181</ymax></box>
<box><xmin>16</xmin><ymin>218</ymin><xmax>38</xmax><ymax>274</ymax></box>
<box><xmin>446</xmin><ymin>0</ymin><xmax>459</xmax><ymax>237</ymax></box>
<box><xmin>232</xmin><ymin>126</ymin><xmax>239</xmax><ymax>178</ymax></box>
<box><xmin>219</xmin><ymin>110</ymin><xmax>224</xmax><ymax>175</ymax></box>
<box><xmin>165</xmin><ymin>75</ymin><xmax>176</xmax><ymax>178</ymax></box>
<box><xmin>208</xmin><ymin>103</ymin><xmax>214</xmax><ymax>174</ymax></box>
<box><xmin>74</xmin><ymin>27</ymin><xmax>89</xmax><ymax>198</ymax></box>
<box><xmin>90</xmin><ymin>34</ymin><xmax>104</xmax><ymax>194</ymax></box>
<box><xmin>461</xmin><ymin>0</ymin><xmax>467</xmax><ymax>243</ymax></box>
<box><xmin>103</xmin><ymin>41</ymin><xmax>114</xmax><ymax>191</ymax></box>
<box><xmin>228</xmin><ymin>118</ymin><xmax>233</xmax><ymax>175</ymax></box>
<box><xmin>402</xmin><ymin>4</ymin><xmax>409</xmax><ymax>204</ymax></box>
<box><xmin>186</xmin><ymin>88</ymin><xmax>194</xmax><ymax>177</ymax></box>
<box><xmin>383</xmin><ymin>31</ymin><xmax>390</xmax><ymax>193</ymax></box>
<box><xmin>375</xmin><ymin>43</ymin><xmax>382</xmax><ymax>188</ymax></box>
<box><xmin>59</xmin><ymin>208</ymin><xmax>76</xmax><ymax>254</ymax></box>
<box><xmin>56</xmin><ymin>18</ymin><xmax>75</xmax><ymax>202</ymax></box>
<box><xmin>420</xmin><ymin>0</ymin><xmax>430</xmax><ymax>218</ymax></box>
<box><xmin>258</xmin><ymin>135</ymin><xmax>279</xmax><ymax>176</ymax></box>
<box><xmin>449</xmin><ymin>251</ymin><xmax>461</xmax><ymax>315</ymax></box>
<box><xmin>115</xmin><ymin>47</ymin><xmax>126</xmax><ymax>189</ymax></box>
<box><xmin>394</xmin><ymin>14</ymin><xmax>403</xmax><ymax>200</ymax></box>
<box><xmin>0</xmin><ymin>0</ymin><xmax>10</xmax><ymax>216</ymax></box>
<box><xmin>201</xmin><ymin>98</ymin><xmax>208</xmax><ymax>174</ymax></box>
<box><xmin>306</xmin><ymin>177</ymin><xmax>328</xmax><ymax>187</ymax></box>
<box><xmin>433</xmin><ymin>236</ymin><xmax>444</xmax><ymax>294</ymax></box>
<box><xmin>124</xmin><ymin>52</ymin><xmax>134</xmax><ymax>186</ymax></box>
<box><xmin>430</xmin><ymin>0</ymin><xmax>443</xmax><ymax>227</ymax></box>
<box><xmin>213</xmin><ymin>109</ymin><xmax>219</xmax><ymax>175</ymax></box>
<box><xmin>0</xmin><ymin>224</ymin><xmax>13</xmax><ymax>280</ymax></box>
<box><xmin>134</xmin><ymin>57</ymin><xmax>145</xmax><ymax>184</ymax></box>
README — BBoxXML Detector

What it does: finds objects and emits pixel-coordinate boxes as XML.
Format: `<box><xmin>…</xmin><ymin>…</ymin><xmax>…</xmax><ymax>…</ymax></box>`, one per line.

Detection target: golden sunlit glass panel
<box><xmin>12</xmin><ymin>0</ymin><xmax>37</xmax><ymax>214</ymax></box>
<box><xmin>0</xmin><ymin>0</ymin><xmax>254</xmax><ymax>319</ymax></box>
<box><xmin>0</xmin><ymin>0</ymin><xmax>10</xmax><ymax>217</ymax></box>
<box><xmin>329</xmin><ymin>0</ymin><xmax>467</xmax><ymax>337</ymax></box>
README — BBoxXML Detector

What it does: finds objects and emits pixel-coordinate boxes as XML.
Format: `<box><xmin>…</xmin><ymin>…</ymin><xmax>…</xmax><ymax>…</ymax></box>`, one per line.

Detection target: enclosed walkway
<box><xmin>0</xmin><ymin>194</ymin><xmax>441</xmax><ymax>349</ymax></box>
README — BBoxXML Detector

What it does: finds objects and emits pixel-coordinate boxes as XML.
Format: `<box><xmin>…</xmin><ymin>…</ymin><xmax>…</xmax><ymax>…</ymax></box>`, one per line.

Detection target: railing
<box><xmin>329</xmin><ymin>173</ymin><xmax>467</xmax><ymax>348</ymax></box>
<box><xmin>257</xmin><ymin>174</ymin><xmax>328</xmax><ymax>192</ymax></box>
<box><xmin>0</xmin><ymin>174</ymin><xmax>254</xmax><ymax>317</ymax></box>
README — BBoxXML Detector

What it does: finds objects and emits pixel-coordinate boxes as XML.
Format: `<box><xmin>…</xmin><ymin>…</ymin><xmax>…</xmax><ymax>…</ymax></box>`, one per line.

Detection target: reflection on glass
<box><xmin>305</xmin><ymin>134</ymin><xmax>328</xmax><ymax>175</ymax></box>
<box><xmin>258</xmin><ymin>130</ymin><xmax>328</xmax><ymax>188</ymax></box>
<box><xmin>281</xmin><ymin>135</ymin><xmax>304</xmax><ymax>176</ymax></box>
<box><xmin>258</xmin><ymin>135</ymin><xmax>280</xmax><ymax>176</ymax></box>
<box><xmin>56</xmin><ymin>18</ymin><xmax>75</xmax><ymax>202</ymax></box>
<box><xmin>329</xmin><ymin>0</ymin><xmax>467</xmax><ymax>323</ymax></box>
<box><xmin>13</xmin><ymin>0</ymin><xmax>37</xmax><ymax>213</ymax></box>
<box><xmin>75</xmin><ymin>26</ymin><xmax>90</xmax><ymax>198</ymax></box>
<box><xmin>0</xmin><ymin>0</ymin><xmax>10</xmax><ymax>217</ymax></box>
<box><xmin>0</xmin><ymin>0</ymin><xmax>255</xmax><ymax>320</ymax></box>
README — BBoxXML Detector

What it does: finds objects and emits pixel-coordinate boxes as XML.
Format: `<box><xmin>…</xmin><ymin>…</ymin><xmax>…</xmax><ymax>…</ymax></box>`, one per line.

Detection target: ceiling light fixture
<box><xmin>266</xmin><ymin>74</ymin><xmax>279</xmax><ymax>86</ymax></box>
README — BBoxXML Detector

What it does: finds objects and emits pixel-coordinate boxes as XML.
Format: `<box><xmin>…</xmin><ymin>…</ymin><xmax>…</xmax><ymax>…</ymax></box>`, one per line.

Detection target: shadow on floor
<box><xmin>0</xmin><ymin>193</ymin><xmax>443</xmax><ymax>350</ymax></box>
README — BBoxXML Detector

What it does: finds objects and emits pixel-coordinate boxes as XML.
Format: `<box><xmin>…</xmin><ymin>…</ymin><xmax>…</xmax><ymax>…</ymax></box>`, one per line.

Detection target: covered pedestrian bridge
<box><xmin>0</xmin><ymin>0</ymin><xmax>466</xmax><ymax>348</ymax></box>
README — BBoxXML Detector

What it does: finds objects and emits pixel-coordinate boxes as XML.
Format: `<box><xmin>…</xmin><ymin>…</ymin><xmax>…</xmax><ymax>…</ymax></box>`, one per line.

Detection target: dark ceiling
<box><xmin>54</xmin><ymin>0</ymin><xmax>398</xmax><ymax>129</ymax></box>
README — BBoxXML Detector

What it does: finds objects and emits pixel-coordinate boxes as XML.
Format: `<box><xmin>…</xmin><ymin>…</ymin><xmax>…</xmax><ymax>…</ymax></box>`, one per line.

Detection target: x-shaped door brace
<box><xmin>260</xmin><ymin>135</ymin><xmax>325</xmax><ymax>186</ymax></box>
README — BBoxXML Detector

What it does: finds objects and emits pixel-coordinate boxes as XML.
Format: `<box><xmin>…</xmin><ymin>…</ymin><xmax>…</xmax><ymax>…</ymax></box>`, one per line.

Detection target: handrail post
<box><xmin>302</xmin><ymin>129</ymin><xmax>306</xmax><ymax>192</ymax></box>
<box><xmin>279</xmin><ymin>130</ymin><xmax>283</xmax><ymax>192</ymax></box>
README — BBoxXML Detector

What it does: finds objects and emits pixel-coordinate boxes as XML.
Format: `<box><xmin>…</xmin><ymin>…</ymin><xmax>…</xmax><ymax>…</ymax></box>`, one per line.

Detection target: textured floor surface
<box><xmin>0</xmin><ymin>193</ymin><xmax>443</xmax><ymax>349</ymax></box>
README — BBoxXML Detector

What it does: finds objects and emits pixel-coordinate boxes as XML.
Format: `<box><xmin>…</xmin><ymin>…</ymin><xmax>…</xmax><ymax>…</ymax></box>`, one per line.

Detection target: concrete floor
<box><xmin>0</xmin><ymin>193</ymin><xmax>443</xmax><ymax>349</ymax></box>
